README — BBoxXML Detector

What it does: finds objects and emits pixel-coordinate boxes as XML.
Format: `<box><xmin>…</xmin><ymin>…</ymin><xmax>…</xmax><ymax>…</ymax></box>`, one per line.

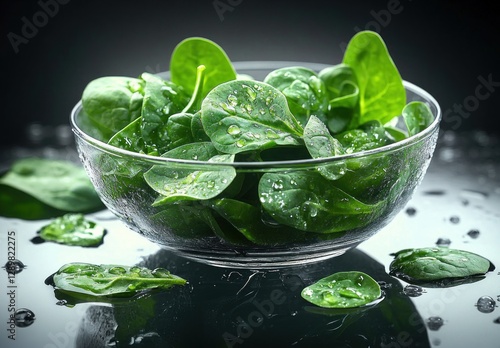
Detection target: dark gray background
<box><xmin>2</xmin><ymin>0</ymin><xmax>499</xmax><ymax>147</ymax></box>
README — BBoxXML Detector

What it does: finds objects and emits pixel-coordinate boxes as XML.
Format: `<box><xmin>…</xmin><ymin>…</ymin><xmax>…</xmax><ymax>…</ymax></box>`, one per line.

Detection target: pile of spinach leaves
<box><xmin>80</xmin><ymin>31</ymin><xmax>434</xmax><ymax>246</ymax></box>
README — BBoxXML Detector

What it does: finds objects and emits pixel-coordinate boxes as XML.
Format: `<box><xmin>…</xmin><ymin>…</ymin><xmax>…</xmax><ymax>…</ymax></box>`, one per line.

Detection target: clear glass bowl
<box><xmin>70</xmin><ymin>61</ymin><xmax>441</xmax><ymax>268</ymax></box>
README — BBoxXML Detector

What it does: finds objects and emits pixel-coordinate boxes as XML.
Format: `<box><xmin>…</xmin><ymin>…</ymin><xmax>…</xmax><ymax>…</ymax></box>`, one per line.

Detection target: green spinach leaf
<box><xmin>389</xmin><ymin>247</ymin><xmax>494</xmax><ymax>284</ymax></box>
<box><xmin>318</xmin><ymin>63</ymin><xmax>360</xmax><ymax>133</ymax></box>
<box><xmin>50</xmin><ymin>263</ymin><xmax>186</xmax><ymax>297</ymax></box>
<box><xmin>38</xmin><ymin>213</ymin><xmax>105</xmax><ymax>247</ymax></box>
<box><xmin>209</xmin><ymin>198</ymin><xmax>307</xmax><ymax>245</ymax></box>
<box><xmin>166</xmin><ymin>112</ymin><xmax>196</xmax><ymax>149</ymax></box>
<box><xmin>402</xmin><ymin>101</ymin><xmax>434</xmax><ymax>136</ymax></box>
<box><xmin>0</xmin><ymin>158</ymin><xmax>103</xmax><ymax>213</ymax></box>
<box><xmin>343</xmin><ymin>31</ymin><xmax>405</xmax><ymax>128</ymax></box>
<box><xmin>201</xmin><ymin>80</ymin><xmax>304</xmax><ymax>154</ymax></box>
<box><xmin>144</xmin><ymin>142</ymin><xmax>236</xmax><ymax>204</ymax></box>
<box><xmin>139</xmin><ymin>72</ymin><xmax>189</xmax><ymax>152</ymax></box>
<box><xmin>258</xmin><ymin>170</ymin><xmax>384</xmax><ymax>233</ymax></box>
<box><xmin>303</xmin><ymin>115</ymin><xmax>347</xmax><ymax>180</ymax></box>
<box><xmin>263</xmin><ymin>66</ymin><xmax>329</xmax><ymax>126</ymax></box>
<box><xmin>301</xmin><ymin>271</ymin><xmax>381</xmax><ymax>308</ymax></box>
<box><xmin>81</xmin><ymin>76</ymin><xmax>144</xmax><ymax>140</ymax></box>
<box><xmin>170</xmin><ymin>37</ymin><xmax>237</xmax><ymax>99</ymax></box>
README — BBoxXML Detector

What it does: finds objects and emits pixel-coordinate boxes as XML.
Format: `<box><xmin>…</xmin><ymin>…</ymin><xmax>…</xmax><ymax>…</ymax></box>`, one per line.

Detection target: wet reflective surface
<box><xmin>1</xmin><ymin>129</ymin><xmax>499</xmax><ymax>347</ymax></box>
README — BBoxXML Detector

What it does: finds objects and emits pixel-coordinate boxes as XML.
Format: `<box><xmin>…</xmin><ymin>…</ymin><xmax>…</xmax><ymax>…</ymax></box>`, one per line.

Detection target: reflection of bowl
<box><xmin>70</xmin><ymin>62</ymin><xmax>441</xmax><ymax>268</ymax></box>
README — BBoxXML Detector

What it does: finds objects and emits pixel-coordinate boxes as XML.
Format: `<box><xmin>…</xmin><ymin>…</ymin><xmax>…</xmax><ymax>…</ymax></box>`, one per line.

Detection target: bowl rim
<box><xmin>70</xmin><ymin>60</ymin><xmax>441</xmax><ymax>169</ymax></box>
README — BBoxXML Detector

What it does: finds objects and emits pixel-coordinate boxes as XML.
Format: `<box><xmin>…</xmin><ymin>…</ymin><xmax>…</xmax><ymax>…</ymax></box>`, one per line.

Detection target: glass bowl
<box><xmin>70</xmin><ymin>61</ymin><xmax>441</xmax><ymax>268</ymax></box>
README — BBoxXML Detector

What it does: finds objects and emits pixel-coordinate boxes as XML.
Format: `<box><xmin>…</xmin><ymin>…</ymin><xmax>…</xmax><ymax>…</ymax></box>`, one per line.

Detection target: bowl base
<box><xmin>158</xmin><ymin>243</ymin><xmax>360</xmax><ymax>269</ymax></box>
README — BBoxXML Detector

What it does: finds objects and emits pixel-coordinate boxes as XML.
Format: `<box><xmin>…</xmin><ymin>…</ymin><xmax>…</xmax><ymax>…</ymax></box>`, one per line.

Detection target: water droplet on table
<box><xmin>467</xmin><ymin>229</ymin><xmax>480</xmax><ymax>239</ymax></box>
<box><xmin>436</xmin><ymin>238</ymin><xmax>451</xmax><ymax>247</ymax></box>
<box><xmin>405</xmin><ymin>207</ymin><xmax>417</xmax><ymax>216</ymax></box>
<box><xmin>3</xmin><ymin>260</ymin><xmax>26</xmax><ymax>274</ymax></box>
<box><xmin>403</xmin><ymin>284</ymin><xmax>425</xmax><ymax>297</ymax></box>
<box><xmin>426</xmin><ymin>316</ymin><xmax>444</xmax><ymax>331</ymax></box>
<box><xmin>14</xmin><ymin>308</ymin><xmax>36</xmax><ymax>327</ymax></box>
<box><xmin>476</xmin><ymin>296</ymin><xmax>496</xmax><ymax>313</ymax></box>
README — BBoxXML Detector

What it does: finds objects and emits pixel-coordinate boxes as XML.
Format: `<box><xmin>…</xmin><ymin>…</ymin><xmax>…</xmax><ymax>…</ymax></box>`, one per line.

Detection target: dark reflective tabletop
<box><xmin>1</xmin><ymin>129</ymin><xmax>499</xmax><ymax>347</ymax></box>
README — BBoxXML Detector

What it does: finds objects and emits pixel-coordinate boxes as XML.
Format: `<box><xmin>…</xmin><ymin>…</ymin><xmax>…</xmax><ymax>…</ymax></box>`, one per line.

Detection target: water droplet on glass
<box><xmin>436</xmin><ymin>238</ymin><xmax>451</xmax><ymax>247</ymax></box>
<box><xmin>403</xmin><ymin>284</ymin><xmax>425</xmax><ymax>297</ymax></box>
<box><xmin>426</xmin><ymin>316</ymin><xmax>444</xmax><ymax>331</ymax></box>
<box><xmin>476</xmin><ymin>296</ymin><xmax>496</xmax><ymax>313</ymax></box>
<box><xmin>227</xmin><ymin>125</ymin><xmax>241</xmax><ymax>135</ymax></box>
<box><xmin>14</xmin><ymin>308</ymin><xmax>36</xmax><ymax>327</ymax></box>
<box><xmin>493</xmin><ymin>317</ymin><xmax>500</xmax><ymax>324</ymax></box>
<box><xmin>449</xmin><ymin>215</ymin><xmax>460</xmax><ymax>224</ymax></box>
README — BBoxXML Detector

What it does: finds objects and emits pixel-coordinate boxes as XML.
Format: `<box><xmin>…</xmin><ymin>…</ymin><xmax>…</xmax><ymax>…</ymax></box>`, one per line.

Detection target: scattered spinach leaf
<box><xmin>49</xmin><ymin>262</ymin><xmax>186</xmax><ymax>297</ymax></box>
<box><xmin>37</xmin><ymin>213</ymin><xmax>105</xmax><ymax>247</ymax></box>
<box><xmin>301</xmin><ymin>271</ymin><xmax>381</xmax><ymax>308</ymax></box>
<box><xmin>389</xmin><ymin>247</ymin><xmax>494</xmax><ymax>284</ymax></box>
<box><xmin>0</xmin><ymin>158</ymin><xmax>103</xmax><ymax>213</ymax></box>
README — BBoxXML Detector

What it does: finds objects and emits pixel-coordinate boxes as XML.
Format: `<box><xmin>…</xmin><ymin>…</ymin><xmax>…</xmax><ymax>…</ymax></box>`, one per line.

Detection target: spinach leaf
<box><xmin>0</xmin><ymin>158</ymin><xmax>103</xmax><ymax>213</ymax></box>
<box><xmin>334</xmin><ymin>120</ymin><xmax>394</xmax><ymax>153</ymax></box>
<box><xmin>402</xmin><ymin>101</ymin><xmax>434</xmax><ymax>136</ymax></box>
<box><xmin>389</xmin><ymin>247</ymin><xmax>494</xmax><ymax>284</ymax></box>
<box><xmin>151</xmin><ymin>202</ymin><xmax>216</xmax><ymax>238</ymax></box>
<box><xmin>343</xmin><ymin>31</ymin><xmax>405</xmax><ymax>128</ymax></box>
<box><xmin>81</xmin><ymin>76</ymin><xmax>144</xmax><ymax>140</ymax></box>
<box><xmin>191</xmin><ymin>111</ymin><xmax>211</xmax><ymax>142</ymax></box>
<box><xmin>108</xmin><ymin>116</ymin><xmax>158</xmax><ymax>154</ymax></box>
<box><xmin>209</xmin><ymin>198</ymin><xmax>307</xmax><ymax>245</ymax></box>
<box><xmin>318</xmin><ymin>63</ymin><xmax>360</xmax><ymax>133</ymax></box>
<box><xmin>258</xmin><ymin>170</ymin><xmax>384</xmax><ymax>233</ymax></box>
<box><xmin>170</xmin><ymin>37</ymin><xmax>237</xmax><ymax>99</ymax></box>
<box><xmin>263</xmin><ymin>66</ymin><xmax>329</xmax><ymax>126</ymax></box>
<box><xmin>50</xmin><ymin>262</ymin><xmax>186</xmax><ymax>297</ymax></box>
<box><xmin>143</xmin><ymin>142</ymin><xmax>236</xmax><ymax>204</ymax></box>
<box><xmin>166</xmin><ymin>112</ymin><xmax>196</xmax><ymax>149</ymax></box>
<box><xmin>0</xmin><ymin>184</ymin><xmax>67</xmax><ymax>220</ymax></box>
<box><xmin>303</xmin><ymin>115</ymin><xmax>347</xmax><ymax>180</ymax></box>
<box><xmin>38</xmin><ymin>213</ymin><xmax>105</xmax><ymax>247</ymax></box>
<box><xmin>201</xmin><ymin>80</ymin><xmax>304</xmax><ymax>154</ymax></box>
<box><xmin>139</xmin><ymin>72</ymin><xmax>189</xmax><ymax>153</ymax></box>
<box><xmin>301</xmin><ymin>271</ymin><xmax>381</xmax><ymax>308</ymax></box>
